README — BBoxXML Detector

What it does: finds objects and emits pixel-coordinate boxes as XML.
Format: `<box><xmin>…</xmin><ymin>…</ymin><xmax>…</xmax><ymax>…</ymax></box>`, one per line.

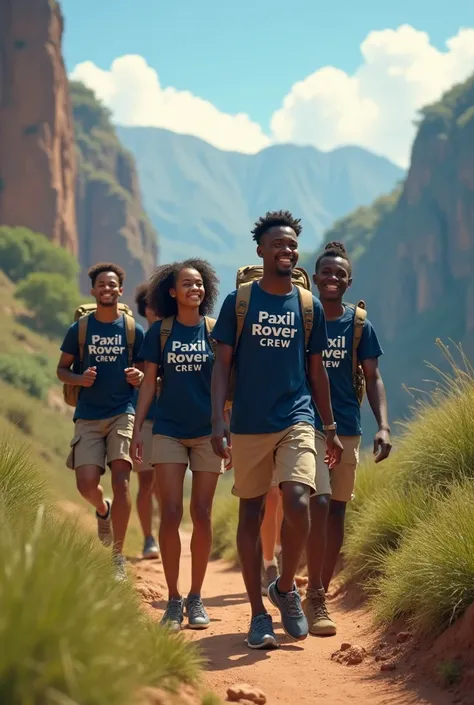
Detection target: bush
<box><xmin>0</xmin><ymin>436</ymin><xmax>202</xmax><ymax>705</ymax></box>
<box><xmin>372</xmin><ymin>482</ymin><xmax>474</xmax><ymax>636</ymax></box>
<box><xmin>0</xmin><ymin>353</ymin><xmax>51</xmax><ymax>399</ymax></box>
<box><xmin>15</xmin><ymin>272</ymin><xmax>83</xmax><ymax>338</ymax></box>
<box><xmin>0</xmin><ymin>226</ymin><xmax>79</xmax><ymax>283</ymax></box>
<box><xmin>211</xmin><ymin>495</ymin><xmax>239</xmax><ymax>565</ymax></box>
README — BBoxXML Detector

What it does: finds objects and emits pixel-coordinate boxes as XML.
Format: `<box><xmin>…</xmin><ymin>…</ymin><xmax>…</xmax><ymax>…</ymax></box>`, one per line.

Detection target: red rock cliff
<box><xmin>0</xmin><ymin>0</ymin><xmax>77</xmax><ymax>253</ymax></box>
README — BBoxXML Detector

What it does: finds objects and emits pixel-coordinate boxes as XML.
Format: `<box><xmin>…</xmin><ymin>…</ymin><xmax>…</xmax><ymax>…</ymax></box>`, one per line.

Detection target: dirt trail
<box><xmin>131</xmin><ymin>532</ymin><xmax>456</xmax><ymax>705</ymax></box>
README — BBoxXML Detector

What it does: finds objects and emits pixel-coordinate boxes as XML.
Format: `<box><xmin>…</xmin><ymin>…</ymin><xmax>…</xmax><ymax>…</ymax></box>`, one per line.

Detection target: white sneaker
<box><xmin>96</xmin><ymin>499</ymin><xmax>113</xmax><ymax>547</ymax></box>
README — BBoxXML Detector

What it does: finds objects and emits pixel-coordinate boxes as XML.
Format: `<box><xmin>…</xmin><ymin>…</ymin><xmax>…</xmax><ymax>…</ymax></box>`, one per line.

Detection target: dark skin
<box><xmin>211</xmin><ymin>226</ymin><xmax>342</xmax><ymax>617</ymax></box>
<box><xmin>56</xmin><ymin>271</ymin><xmax>144</xmax><ymax>554</ymax></box>
<box><xmin>306</xmin><ymin>254</ymin><xmax>392</xmax><ymax>594</ymax></box>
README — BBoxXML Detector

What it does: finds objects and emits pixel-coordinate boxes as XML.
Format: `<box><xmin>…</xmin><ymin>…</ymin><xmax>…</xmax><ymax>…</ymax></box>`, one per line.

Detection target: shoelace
<box><xmin>282</xmin><ymin>589</ymin><xmax>303</xmax><ymax>618</ymax></box>
<box><xmin>187</xmin><ymin>596</ymin><xmax>206</xmax><ymax>619</ymax></box>
<box><xmin>165</xmin><ymin>599</ymin><xmax>183</xmax><ymax>622</ymax></box>
<box><xmin>307</xmin><ymin>588</ymin><xmax>329</xmax><ymax>618</ymax></box>
<box><xmin>252</xmin><ymin>613</ymin><xmax>274</xmax><ymax>633</ymax></box>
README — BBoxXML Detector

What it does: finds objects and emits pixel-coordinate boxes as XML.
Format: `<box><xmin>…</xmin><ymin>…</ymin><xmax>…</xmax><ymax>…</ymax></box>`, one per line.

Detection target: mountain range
<box><xmin>116</xmin><ymin>126</ymin><xmax>404</xmax><ymax>299</ymax></box>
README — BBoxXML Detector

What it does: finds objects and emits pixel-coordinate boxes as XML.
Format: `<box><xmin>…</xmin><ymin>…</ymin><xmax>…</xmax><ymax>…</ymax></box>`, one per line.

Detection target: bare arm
<box><xmin>211</xmin><ymin>343</ymin><xmax>233</xmax><ymax>458</ymax></box>
<box><xmin>133</xmin><ymin>361</ymin><xmax>158</xmax><ymax>433</ymax></box>
<box><xmin>57</xmin><ymin>352</ymin><xmax>91</xmax><ymax>386</ymax></box>
<box><xmin>308</xmin><ymin>353</ymin><xmax>343</xmax><ymax>467</ymax></box>
<box><xmin>362</xmin><ymin>358</ymin><xmax>392</xmax><ymax>462</ymax></box>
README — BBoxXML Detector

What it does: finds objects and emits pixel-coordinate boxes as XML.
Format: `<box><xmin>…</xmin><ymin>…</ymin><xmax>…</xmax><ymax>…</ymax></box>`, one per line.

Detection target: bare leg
<box><xmin>110</xmin><ymin>460</ymin><xmax>132</xmax><ymax>554</ymax></box>
<box><xmin>237</xmin><ymin>495</ymin><xmax>267</xmax><ymax>617</ymax></box>
<box><xmin>189</xmin><ymin>471</ymin><xmax>220</xmax><ymax>595</ymax></box>
<box><xmin>136</xmin><ymin>470</ymin><xmax>155</xmax><ymax>538</ymax></box>
<box><xmin>261</xmin><ymin>486</ymin><xmax>280</xmax><ymax>561</ymax></box>
<box><xmin>75</xmin><ymin>465</ymin><xmax>108</xmax><ymax>516</ymax></box>
<box><xmin>154</xmin><ymin>463</ymin><xmax>187</xmax><ymax>598</ymax></box>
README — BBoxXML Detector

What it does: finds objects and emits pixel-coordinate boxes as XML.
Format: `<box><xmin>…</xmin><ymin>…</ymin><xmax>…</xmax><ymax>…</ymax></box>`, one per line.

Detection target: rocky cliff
<box><xmin>303</xmin><ymin>72</ymin><xmax>474</xmax><ymax>425</ymax></box>
<box><xmin>0</xmin><ymin>0</ymin><xmax>77</xmax><ymax>253</ymax></box>
<box><xmin>71</xmin><ymin>82</ymin><xmax>158</xmax><ymax>308</ymax></box>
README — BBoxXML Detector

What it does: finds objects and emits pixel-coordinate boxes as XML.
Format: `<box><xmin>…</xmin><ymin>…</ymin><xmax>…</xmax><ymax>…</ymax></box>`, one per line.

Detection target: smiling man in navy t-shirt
<box><xmin>211</xmin><ymin>210</ymin><xmax>343</xmax><ymax>650</ymax></box>
<box><xmin>303</xmin><ymin>241</ymin><xmax>392</xmax><ymax>637</ymax></box>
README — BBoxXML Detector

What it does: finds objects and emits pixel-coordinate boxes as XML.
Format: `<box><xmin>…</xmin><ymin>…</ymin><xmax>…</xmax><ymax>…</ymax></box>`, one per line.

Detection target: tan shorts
<box><xmin>314</xmin><ymin>432</ymin><xmax>361</xmax><ymax>502</ymax></box>
<box><xmin>151</xmin><ymin>434</ymin><xmax>224</xmax><ymax>474</ymax></box>
<box><xmin>134</xmin><ymin>420</ymin><xmax>154</xmax><ymax>473</ymax></box>
<box><xmin>231</xmin><ymin>422</ymin><xmax>317</xmax><ymax>499</ymax></box>
<box><xmin>66</xmin><ymin>413</ymin><xmax>134</xmax><ymax>473</ymax></box>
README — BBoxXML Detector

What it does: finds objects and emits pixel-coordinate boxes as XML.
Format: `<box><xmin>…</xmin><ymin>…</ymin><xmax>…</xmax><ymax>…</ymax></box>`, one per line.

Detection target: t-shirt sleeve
<box><xmin>60</xmin><ymin>322</ymin><xmax>79</xmax><ymax>356</ymax></box>
<box><xmin>139</xmin><ymin>320</ymin><xmax>162</xmax><ymax>366</ymax></box>
<box><xmin>358</xmin><ymin>319</ymin><xmax>383</xmax><ymax>360</ymax></box>
<box><xmin>308</xmin><ymin>297</ymin><xmax>328</xmax><ymax>355</ymax></box>
<box><xmin>210</xmin><ymin>292</ymin><xmax>237</xmax><ymax>347</ymax></box>
<box><xmin>133</xmin><ymin>323</ymin><xmax>146</xmax><ymax>363</ymax></box>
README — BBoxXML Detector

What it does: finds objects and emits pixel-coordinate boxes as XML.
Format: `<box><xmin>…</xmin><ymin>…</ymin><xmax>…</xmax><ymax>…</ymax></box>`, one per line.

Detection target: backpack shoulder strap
<box><xmin>234</xmin><ymin>282</ymin><xmax>253</xmax><ymax>351</ymax></box>
<box><xmin>77</xmin><ymin>314</ymin><xmax>90</xmax><ymax>369</ymax></box>
<box><xmin>297</xmin><ymin>287</ymin><xmax>314</xmax><ymax>351</ymax></box>
<box><xmin>160</xmin><ymin>316</ymin><xmax>175</xmax><ymax>358</ymax></box>
<box><xmin>123</xmin><ymin>314</ymin><xmax>136</xmax><ymax>365</ymax></box>
<box><xmin>204</xmin><ymin>316</ymin><xmax>217</xmax><ymax>358</ymax></box>
<box><xmin>352</xmin><ymin>300</ymin><xmax>367</xmax><ymax>376</ymax></box>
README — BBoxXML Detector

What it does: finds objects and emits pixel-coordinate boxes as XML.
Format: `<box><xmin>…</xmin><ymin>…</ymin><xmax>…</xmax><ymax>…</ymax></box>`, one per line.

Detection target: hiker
<box><xmin>131</xmin><ymin>258</ymin><xmax>223</xmax><ymax>632</ymax></box>
<box><xmin>57</xmin><ymin>263</ymin><xmax>145</xmax><ymax>581</ymax></box>
<box><xmin>303</xmin><ymin>241</ymin><xmax>392</xmax><ymax>636</ymax></box>
<box><xmin>134</xmin><ymin>283</ymin><xmax>161</xmax><ymax>560</ymax></box>
<box><xmin>260</xmin><ymin>485</ymin><xmax>283</xmax><ymax>595</ymax></box>
<box><xmin>210</xmin><ymin>210</ymin><xmax>343</xmax><ymax>649</ymax></box>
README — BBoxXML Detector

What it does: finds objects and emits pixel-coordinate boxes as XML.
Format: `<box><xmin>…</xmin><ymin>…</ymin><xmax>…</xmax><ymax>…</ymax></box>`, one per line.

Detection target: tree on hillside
<box><xmin>15</xmin><ymin>273</ymin><xmax>83</xmax><ymax>338</ymax></box>
<box><xmin>0</xmin><ymin>226</ymin><xmax>79</xmax><ymax>283</ymax></box>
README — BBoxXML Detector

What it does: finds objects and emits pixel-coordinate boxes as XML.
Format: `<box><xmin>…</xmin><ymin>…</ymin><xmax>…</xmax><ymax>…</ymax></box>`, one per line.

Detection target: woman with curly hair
<box><xmin>131</xmin><ymin>258</ymin><xmax>224</xmax><ymax>632</ymax></box>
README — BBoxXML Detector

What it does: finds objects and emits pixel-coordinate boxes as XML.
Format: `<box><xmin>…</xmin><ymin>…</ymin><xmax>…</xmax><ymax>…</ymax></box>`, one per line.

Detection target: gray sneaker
<box><xmin>246</xmin><ymin>612</ymin><xmax>279</xmax><ymax>650</ymax></box>
<box><xmin>113</xmin><ymin>553</ymin><xmax>127</xmax><ymax>582</ymax></box>
<box><xmin>160</xmin><ymin>597</ymin><xmax>184</xmax><ymax>632</ymax></box>
<box><xmin>142</xmin><ymin>535</ymin><xmax>160</xmax><ymax>560</ymax></box>
<box><xmin>186</xmin><ymin>594</ymin><xmax>210</xmax><ymax>629</ymax></box>
<box><xmin>261</xmin><ymin>563</ymin><xmax>278</xmax><ymax>596</ymax></box>
<box><xmin>96</xmin><ymin>499</ymin><xmax>113</xmax><ymax>547</ymax></box>
<box><xmin>268</xmin><ymin>579</ymin><xmax>309</xmax><ymax>641</ymax></box>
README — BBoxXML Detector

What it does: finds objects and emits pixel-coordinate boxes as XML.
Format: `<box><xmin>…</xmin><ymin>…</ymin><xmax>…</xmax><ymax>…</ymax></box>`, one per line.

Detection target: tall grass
<box><xmin>0</xmin><ymin>435</ymin><xmax>202</xmax><ymax>705</ymax></box>
<box><xmin>211</xmin><ymin>494</ymin><xmax>239</xmax><ymax>565</ymax></box>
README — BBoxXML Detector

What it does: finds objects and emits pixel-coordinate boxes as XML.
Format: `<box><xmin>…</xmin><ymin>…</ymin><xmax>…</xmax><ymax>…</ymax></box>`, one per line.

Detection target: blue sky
<box><xmin>61</xmin><ymin>0</ymin><xmax>474</xmax><ymax>166</ymax></box>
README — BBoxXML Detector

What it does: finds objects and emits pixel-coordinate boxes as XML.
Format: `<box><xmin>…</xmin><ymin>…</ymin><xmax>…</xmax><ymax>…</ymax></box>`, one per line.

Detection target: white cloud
<box><xmin>70</xmin><ymin>55</ymin><xmax>270</xmax><ymax>154</ymax></box>
<box><xmin>70</xmin><ymin>25</ymin><xmax>474</xmax><ymax>167</ymax></box>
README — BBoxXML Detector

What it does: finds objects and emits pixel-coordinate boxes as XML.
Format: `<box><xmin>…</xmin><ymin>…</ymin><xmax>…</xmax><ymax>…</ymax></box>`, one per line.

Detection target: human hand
<box><xmin>374</xmin><ymin>428</ymin><xmax>392</xmax><ymax>463</ymax></box>
<box><xmin>324</xmin><ymin>431</ymin><xmax>343</xmax><ymax>470</ymax></box>
<box><xmin>211</xmin><ymin>418</ymin><xmax>232</xmax><ymax>460</ymax></box>
<box><xmin>81</xmin><ymin>366</ymin><xmax>97</xmax><ymax>387</ymax></box>
<box><xmin>131</xmin><ymin>430</ymin><xmax>143</xmax><ymax>464</ymax></box>
<box><xmin>125</xmin><ymin>367</ymin><xmax>143</xmax><ymax>388</ymax></box>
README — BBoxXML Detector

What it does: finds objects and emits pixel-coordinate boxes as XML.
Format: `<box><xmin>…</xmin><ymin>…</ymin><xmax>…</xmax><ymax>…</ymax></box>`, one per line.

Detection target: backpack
<box><xmin>226</xmin><ymin>266</ymin><xmax>314</xmax><ymax>405</ymax></box>
<box><xmin>345</xmin><ymin>300</ymin><xmax>367</xmax><ymax>405</ymax></box>
<box><xmin>63</xmin><ymin>303</ymin><xmax>136</xmax><ymax>408</ymax></box>
<box><xmin>158</xmin><ymin>315</ymin><xmax>217</xmax><ymax>391</ymax></box>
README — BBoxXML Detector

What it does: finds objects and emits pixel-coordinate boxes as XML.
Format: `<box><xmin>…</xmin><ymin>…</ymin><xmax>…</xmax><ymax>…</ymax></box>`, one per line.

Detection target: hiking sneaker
<box><xmin>160</xmin><ymin>597</ymin><xmax>184</xmax><ymax>632</ymax></box>
<box><xmin>96</xmin><ymin>499</ymin><xmax>113</xmax><ymax>547</ymax></box>
<box><xmin>142</xmin><ymin>535</ymin><xmax>160</xmax><ymax>560</ymax></box>
<box><xmin>113</xmin><ymin>553</ymin><xmax>127</xmax><ymax>582</ymax></box>
<box><xmin>268</xmin><ymin>578</ymin><xmax>309</xmax><ymax>641</ymax></box>
<box><xmin>303</xmin><ymin>587</ymin><xmax>337</xmax><ymax>636</ymax></box>
<box><xmin>246</xmin><ymin>612</ymin><xmax>279</xmax><ymax>650</ymax></box>
<box><xmin>186</xmin><ymin>594</ymin><xmax>210</xmax><ymax>629</ymax></box>
<box><xmin>261</xmin><ymin>562</ymin><xmax>278</xmax><ymax>596</ymax></box>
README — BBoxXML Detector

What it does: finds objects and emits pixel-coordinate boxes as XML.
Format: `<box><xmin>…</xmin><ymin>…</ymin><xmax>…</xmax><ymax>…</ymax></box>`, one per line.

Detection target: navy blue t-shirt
<box><xmin>140</xmin><ymin>318</ymin><xmax>214</xmax><ymax>439</ymax></box>
<box><xmin>314</xmin><ymin>305</ymin><xmax>383</xmax><ymax>437</ymax></box>
<box><xmin>212</xmin><ymin>282</ymin><xmax>328</xmax><ymax>435</ymax></box>
<box><xmin>61</xmin><ymin>314</ymin><xmax>145</xmax><ymax>421</ymax></box>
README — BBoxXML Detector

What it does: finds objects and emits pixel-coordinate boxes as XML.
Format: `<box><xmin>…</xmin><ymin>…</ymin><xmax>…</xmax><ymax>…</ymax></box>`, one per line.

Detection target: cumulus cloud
<box><xmin>71</xmin><ymin>25</ymin><xmax>474</xmax><ymax>166</ymax></box>
<box><xmin>70</xmin><ymin>55</ymin><xmax>270</xmax><ymax>154</ymax></box>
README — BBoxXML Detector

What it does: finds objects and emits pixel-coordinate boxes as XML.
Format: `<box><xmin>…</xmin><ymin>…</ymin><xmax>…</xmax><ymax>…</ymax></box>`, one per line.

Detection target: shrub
<box><xmin>15</xmin><ymin>272</ymin><xmax>83</xmax><ymax>338</ymax></box>
<box><xmin>0</xmin><ymin>436</ymin><xmax>202</xmax><ymax>705</ymax></box>
<box><xmin>372</xmin><ymin>482</ymin><xmax>474</xmax><ymax>636</ymax></box>
<box><xmin>211</xmin><ymin>495</ymin><xmax>239</xmax><ymax>565</ymax></box>
<box><xmin>5</xmin><ymin>402</ymin><xmax>34</xmax><ymax>434</ymax></box>
<box><xmin>0</xmin><ymin>353</ymin><xmax>50</xmax><ymax>399</ymax></box>
<box><xmin>0</xmin><ymin>226</ymin><xmax>78</xmax><ymax>282</ymax></box>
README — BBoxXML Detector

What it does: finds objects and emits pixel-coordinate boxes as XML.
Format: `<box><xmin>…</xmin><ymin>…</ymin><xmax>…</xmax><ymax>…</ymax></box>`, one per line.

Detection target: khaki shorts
<box><xmin>66</xmin><ymin>413</ymin><xmax>134</xmax><ymax>473</ymax></box>
<box><xmin>151</xmin><ymin>434</ymin><xmax>224</xmax><ymax>474</ymax></box>
<box><xmin>133</xmin><ymin>420</ymin><xmax>154</xmax><ymax>473</ymax></box>
<box><xmin>313</xmin><ymin>432</ymin><xmax>361</xmax><ymax>502</ymax></box>
<box><xmin>231</xmin><ymin>422</ymin><xmax>317</xmax><ymax>499</ymax></box>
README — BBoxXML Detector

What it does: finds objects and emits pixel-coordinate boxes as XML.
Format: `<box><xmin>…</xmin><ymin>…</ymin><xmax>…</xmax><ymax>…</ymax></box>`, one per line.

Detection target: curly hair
<box><xmin>134</xmin><ymin>282</ymin><xmax>149</xmax><ymax>318</ymax></box>
<box><xmin>315</xmin><ymin>241</ymin><xmax>352</xmax><ymax>275</ymax></box>
<box><xmin>147</xmin><ymin>258</ymin><xmax>219</xmax><ymax>318</ymax></box>
<box><xmin>251</xmin><ymin>209</ymin><xmax>303</xmax><ymax>243</ymax></box>
<box><xmin>88</xmin><ymin>262</ymin><xmax>126</xmax><ymax>287</ymax></box>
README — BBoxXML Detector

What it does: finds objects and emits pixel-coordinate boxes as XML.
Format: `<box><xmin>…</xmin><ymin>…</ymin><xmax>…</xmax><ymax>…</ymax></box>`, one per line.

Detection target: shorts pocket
<box><xmin>66</xmin><ymin>435</ymin><xmax>81</xmax><ymax>469</ymax></box>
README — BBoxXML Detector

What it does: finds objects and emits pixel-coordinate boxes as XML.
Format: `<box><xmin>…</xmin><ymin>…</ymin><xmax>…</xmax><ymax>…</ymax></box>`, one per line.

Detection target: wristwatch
<box><xmin>323</xmin><ymin>422</ymin><xmax>337</xmax><ymax>431</ymax></box>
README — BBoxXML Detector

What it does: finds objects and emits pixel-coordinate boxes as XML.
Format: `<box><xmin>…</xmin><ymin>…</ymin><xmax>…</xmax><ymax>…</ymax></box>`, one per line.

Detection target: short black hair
<box><xmin>251</xmin><ymin>210</ymin><xmax>303</xmax><ymax>244</ymax></box>
<box><xmin>88</xmin><ymin>262</ymin><xmax>126</xmax><ymax>287</ymax></box>
<box><xmin>315</xmin><ymin>241</ymin><xmax>352</xmax><ymax>276</ymax></box>
<box><xmin>147</xmin><ymin>258</ymin><xmax>219</xmax><ymax>319</ymax></box>
<box><xmin>134</xmin><ymin>282</ymin><xmax>149</xmax><ymax>318</ymax></box>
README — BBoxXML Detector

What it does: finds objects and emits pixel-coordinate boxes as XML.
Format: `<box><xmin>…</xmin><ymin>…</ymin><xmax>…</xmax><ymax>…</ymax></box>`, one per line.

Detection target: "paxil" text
<box><xmin>88</xmin><ymin>334</ymin><xmax>125</xmax><ymax>362</ymax></box>
<box><xmin>251</xmin><ymin>310</ymin><xmax>298</xmax><ymax>347</ymax></box>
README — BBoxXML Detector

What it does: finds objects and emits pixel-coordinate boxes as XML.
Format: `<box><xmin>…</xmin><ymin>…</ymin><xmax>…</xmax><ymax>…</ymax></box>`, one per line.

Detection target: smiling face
<box><xmin>257</xmin><ymin>226</ymin><xmax>299</xmax><ymax>277</ymax></box>
<box><xmin>313</xmin><ymin>255</ymin><xmax>352</xmax><ymax>302</ymax></box>
<box><xmin>170</xmin><ymin>267</ymin><xmax>205</xmax><ymax>310</ymax></box>
<box><xmin>91</xmin><ymin>271</ymin><xmax>123</xmax><ymax>307</ymax></box>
